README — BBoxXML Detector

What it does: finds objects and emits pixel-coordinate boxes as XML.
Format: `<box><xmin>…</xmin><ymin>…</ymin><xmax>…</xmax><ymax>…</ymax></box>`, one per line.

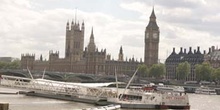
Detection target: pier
<box><xmin>0</xmin><ymin>75</ymin><xmax>119</xmax><ymax>104</ymax></box>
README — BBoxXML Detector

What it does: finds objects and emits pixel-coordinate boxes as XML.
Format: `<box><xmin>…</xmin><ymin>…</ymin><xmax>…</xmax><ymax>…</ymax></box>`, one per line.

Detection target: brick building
<box><xmin>165</xmin><ymin>46</ymin><xmax>220</xmax><ymax>81</ymax></box>
<box><xmin>165</xmin><ymin>47</ymin><xmax>204</xmax><ymax>81</ymax></box>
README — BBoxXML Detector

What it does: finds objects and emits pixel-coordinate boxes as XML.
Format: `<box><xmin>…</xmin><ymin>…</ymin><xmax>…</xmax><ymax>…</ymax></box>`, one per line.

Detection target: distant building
<box><xmin>0</xmin><ymin>57</ymin><xmax>18</xmax><ymax>63</ymax></box>
<box><xmin>165</xmin><ymin>47</ymin><xmax>204</xmax><ymax>81</ymax></box>
<box><xmin>204</xmin><ymin>46</ymin><xmax>220</xmax><ymax>68</ymax></box>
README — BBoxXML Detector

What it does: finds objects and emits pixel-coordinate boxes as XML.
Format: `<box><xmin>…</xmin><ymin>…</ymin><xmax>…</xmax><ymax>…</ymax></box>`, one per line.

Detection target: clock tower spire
<box><xmin>144</xmin><ymin>7</ymin><xmax>160</xmax><ymax>67</ymax></box>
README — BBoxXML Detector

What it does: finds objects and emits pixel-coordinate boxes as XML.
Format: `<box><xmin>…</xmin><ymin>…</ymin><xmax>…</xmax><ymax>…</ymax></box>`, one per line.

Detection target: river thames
<box><xmin>1</xmin><ymin>87</ymin><xmax>220</xmax><ymax>110</ymax></box>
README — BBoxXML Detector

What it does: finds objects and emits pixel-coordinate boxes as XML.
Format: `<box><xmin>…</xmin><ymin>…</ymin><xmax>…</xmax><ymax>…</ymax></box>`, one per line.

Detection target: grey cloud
<box><xmin>120</xmin><ymin>34</ymin><xmax>143</xmax><ymax>47</ymax></box>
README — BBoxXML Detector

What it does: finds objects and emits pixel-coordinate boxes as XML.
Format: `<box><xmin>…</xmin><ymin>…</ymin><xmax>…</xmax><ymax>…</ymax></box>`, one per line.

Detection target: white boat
<box><xmin>97</xmin><ymin>68</ymin><xmax>190</xmax><ymax>109</ymax></box>
<box><xmin>104</xmin><ymin>88</ymin><xmax>190</xmax><ymax>109</ymax></box>
<box><xmin>156</xmin><ymin>85</ymin><xmax>185</xmax><ymax>93</ymax></box>
<box><xmin>195</xmin><ymin>86</ymin><xmax>217</xmax><ymax>95</ymax></box>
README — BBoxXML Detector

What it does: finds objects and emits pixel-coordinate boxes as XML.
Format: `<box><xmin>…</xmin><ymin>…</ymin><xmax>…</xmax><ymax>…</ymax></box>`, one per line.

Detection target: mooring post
<box><xmin>0</xmin><ymin>103</ymin><xmax>9</xmax><ymax>110</ymax></box>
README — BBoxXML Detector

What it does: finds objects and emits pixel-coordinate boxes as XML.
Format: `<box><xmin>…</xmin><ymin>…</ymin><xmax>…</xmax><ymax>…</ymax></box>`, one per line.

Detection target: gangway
<box><xmin>0</xmin><ymin>75</ymin><xmax>117</xmax><ymax>103</ymax></box>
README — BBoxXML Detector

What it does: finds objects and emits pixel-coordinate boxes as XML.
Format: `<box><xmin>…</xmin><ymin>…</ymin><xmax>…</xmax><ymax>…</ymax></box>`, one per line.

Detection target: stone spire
<box><xmin>119</xmin><ymin>46</ymin><xmax>123</xmax><ymax>54</ymax></box>
<box><xmin>81</xmin><ymin>20</ymin><xmax>85</xmax><ymax>31</ymax></box>
<box><xmin>66</xmin><ymin>20</ymin><xmax>69</xmax><ymax>30</ymax></box>
<box><xmin>150</xmin><ymin>7</ymin><xmax>156</xmax><ymax>19</ymax></box>
<box><xmin>146</xmin><ymin>7</ymin><xmax>159</xmax><ymax>30</ymax></box>
<box><xmin>118</xmin><ymin>46</ymin><xmax>124</xmax><ymax>61</ymax></box>
<box><xmin>88</xmin><ymin>27</ymin><xmax>96</xmax><ymax>52</ymax></box>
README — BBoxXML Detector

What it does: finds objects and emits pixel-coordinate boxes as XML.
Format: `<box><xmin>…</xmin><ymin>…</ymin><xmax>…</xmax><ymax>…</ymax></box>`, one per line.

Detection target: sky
<box><xmin>0</xmin><ymin>0</ymin><xmax>220</xmax><ymax>62</ymax></box>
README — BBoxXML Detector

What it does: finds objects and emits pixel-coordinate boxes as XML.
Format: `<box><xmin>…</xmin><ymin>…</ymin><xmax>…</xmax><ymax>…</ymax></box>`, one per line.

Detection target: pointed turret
<box><xmin>87</xmin><ymin>27</ymin><xmax>96</xmax><ymax>52</ymax></box>
<box><xmin>66</xmin><ymin>21</ymin><xmax>69</xmax><ymax>30</ymax></box>
<box><xmin>146</xmin><ymin>7</ymin><xmax>159</xmax><ymax>30</ymax></box>
<box><xmin>71</xmin><ymin>20</ymin><xmax>74</xmax><ymax>30</ymax></box>
<box><xmin>119</xmin><ymin>46</ymin><xmax>123</xmax><ymax>54</ymax></box>
<box><xmin>91</xmin><ymin>27</ymin><xmax>94</xmax><ymax>38</ymax></box>
<box><xmin>81</xmin><ymin>20</ymin><xmax>85</xmax><ymax>31</ymax></box>
<box><xmin>150</xmin><ymin>7</ymin><xmax>156</xmax><ymax>19</ymax></box>
<box><xmin>118</xmin><ymin>46</ymin><xmax>124</xmax><ymax>61</ymax></box>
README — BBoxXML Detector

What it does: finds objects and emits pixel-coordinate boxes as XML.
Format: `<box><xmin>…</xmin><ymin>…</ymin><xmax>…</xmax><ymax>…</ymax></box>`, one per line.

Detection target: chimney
<box><xmin>179</xmin><ymin>47</ymin><xmax>183</xmax><ymax>54</ymax></box>
<box><xmin>197</xmin><ymin>46</ymin><xmax>201</xmax><ymax>54</ymax></box>
<box><xmin>208</xmin><ymin>48</ymin><xmax>211</xmax><ymax>54</ymax></box>
<box><xmin>172</xmin><ymin>48</ymin><xmax>176</xmax><ymax>54</ymax></box>
<box><xmin>211</xmin><ymin>46</ymin><xmax>215</xmax><ymax>52</ymax></box>
<box><xmin>188</xmin><ymin>47</ymin><xmax>192</xmax><ymax>54</ymax></box>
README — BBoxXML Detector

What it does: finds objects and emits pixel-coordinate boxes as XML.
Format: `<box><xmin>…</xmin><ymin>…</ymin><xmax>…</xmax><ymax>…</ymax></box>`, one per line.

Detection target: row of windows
<box><xmin>74</xmin><ymin>42</ymin><xmax>80</xmax><ymax>48</ymax></box>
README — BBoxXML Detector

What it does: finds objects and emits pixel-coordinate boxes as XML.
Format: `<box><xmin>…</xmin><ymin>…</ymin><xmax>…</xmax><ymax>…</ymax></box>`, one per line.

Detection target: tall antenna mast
<box><xmin>152</xmin><ymin>0</ymin><xmax>155</xmax><ymax>7</ymax></box>
<box><xmin>75</xmin><ymin>8</ymin><xmax>77</xmax><ymax>24</ymax></box>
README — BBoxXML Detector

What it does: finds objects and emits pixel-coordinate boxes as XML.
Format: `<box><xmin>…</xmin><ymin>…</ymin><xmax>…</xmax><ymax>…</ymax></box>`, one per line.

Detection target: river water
<box><xmin>0</xmin><ymin>87</ymin><xmax>220</xmax><ymax>110</ymax></box>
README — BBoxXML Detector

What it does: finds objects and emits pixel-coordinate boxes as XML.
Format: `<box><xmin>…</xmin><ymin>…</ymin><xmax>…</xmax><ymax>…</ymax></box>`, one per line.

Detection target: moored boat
<box><xmin>195</xmin><ymin>86</ymin><xmax>217</xmax><ymax>95</ymax></box>
<box><xmin>98</xmin><ymin>68</ymin><xmax>190</xmax><ymax>109</ymax></box>
<box><xmin>96</xmin><ymin>87</ymin><xmax>190</xmax><ymax>109</ymax></box>
<box><xmin>156</xmin><ymin>85</ymin><xmax>185</xmax><ymax>93</ymax></box>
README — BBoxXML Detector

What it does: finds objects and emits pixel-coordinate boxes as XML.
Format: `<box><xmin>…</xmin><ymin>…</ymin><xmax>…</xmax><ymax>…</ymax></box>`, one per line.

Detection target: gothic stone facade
<box><xmin>21</xmin><ymin>21</ymin><xmax>146</xmax><ymax>75</ymax></box>
<box><xmin>144</xmin><ymin>8</ymin><xmax>160</xmax><ymax>67</ymax></box>
<box><xmin>21</xmin><ymin>9</ymin><xmax>160</xmax><ymax>75</ymax></box>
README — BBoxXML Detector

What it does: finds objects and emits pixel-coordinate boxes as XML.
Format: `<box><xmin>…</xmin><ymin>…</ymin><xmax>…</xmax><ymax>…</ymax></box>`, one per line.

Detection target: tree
<box><xmin>137</xmin><ymin>64</ymin><xmax>148</xmax><ymax>77</ymax></box>
<box><xmin>176</xmin><ymin>61</ymin><xmax>190</xmax><ymax>80</ymax></box>
<box><xmin>149</xmin><ymin>63</ymin><xmax>165</xmax><ymax>79</ymax></box>
<box><xmin>0</xmin><ymin>62</ymin><xmax>6</xmax><ymax>69</ymax></box>
<box><xmin>0</xmin><ymin>60</ymin><xmax>20</xmax><ymax>69</ymax></box>
<box><xmin>213</xmin><ymin>68</ymin><xmax>220</xmax><ymax>84</ymax></box>
<box><xmin>195</xmin><ymin>62</ymin><xmax>213</xmax><ymax>81</ymax></box>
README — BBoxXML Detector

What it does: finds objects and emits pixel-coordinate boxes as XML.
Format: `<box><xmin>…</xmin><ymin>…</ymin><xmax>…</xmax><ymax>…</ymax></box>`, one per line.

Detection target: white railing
<box><xmin>0</xmin><ymin>75</ymin><xmax>111</xmax><ymax>98</ymax></box>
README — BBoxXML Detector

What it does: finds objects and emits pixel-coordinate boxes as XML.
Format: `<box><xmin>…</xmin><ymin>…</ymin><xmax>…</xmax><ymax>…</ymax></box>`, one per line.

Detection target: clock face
<box><xmin>146</xmin><ymin>33</ymin><xmax>149</xmax><ymax>39</ymax></box>
<box><xmin>153</xmin><ymin>33</ymin><xmax>158</xmax><ymax>39</ymax></box>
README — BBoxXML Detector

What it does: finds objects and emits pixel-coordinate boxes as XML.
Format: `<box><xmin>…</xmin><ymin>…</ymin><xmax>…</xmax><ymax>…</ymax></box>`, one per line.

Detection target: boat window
<box><xmin>119</xmin><ymin>94</ymin><xmax>142</xmax><ymax>101</ymax></box>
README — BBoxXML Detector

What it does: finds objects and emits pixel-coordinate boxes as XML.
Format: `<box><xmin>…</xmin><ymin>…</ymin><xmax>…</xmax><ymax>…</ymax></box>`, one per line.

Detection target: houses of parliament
<box><xmin>20</xmin><ymin>8</ymin><xmax>160</xmax><ymax>75</ymax></box>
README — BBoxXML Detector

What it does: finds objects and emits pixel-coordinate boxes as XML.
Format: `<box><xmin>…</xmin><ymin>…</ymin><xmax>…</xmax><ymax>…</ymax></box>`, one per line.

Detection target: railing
<box><xmin>0</xmin><ymin>75</ymin><xmax>116</xmax><ymax>98</ymax></box>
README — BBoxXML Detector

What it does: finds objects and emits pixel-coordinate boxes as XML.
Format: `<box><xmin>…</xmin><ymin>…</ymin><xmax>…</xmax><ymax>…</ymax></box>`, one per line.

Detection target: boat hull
<box><xmin>159</xmin><ymin>104</ymin><xmax>190</xmax><ymax>109</ymax></box>
<box><xmin>105</xmin><ymin>102</ymin><xmax>157</xmax><ymax>109</ymax></box>
<box><xmin>25</xmin><ymin>91</ymin><xmax>99</xmax><ymax>104</ymax></box>
<box><xmin>97</xmin><ymin>101</ymin><xmax>190</xmax><ymax>109</ymax></box>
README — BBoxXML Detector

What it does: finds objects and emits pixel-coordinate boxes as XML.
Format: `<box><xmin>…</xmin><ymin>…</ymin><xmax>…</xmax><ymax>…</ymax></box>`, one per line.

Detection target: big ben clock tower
<box><xmin>144</xmin><ymin>8</ymin><xmax>160</xmax><ymax>67</ymax></box>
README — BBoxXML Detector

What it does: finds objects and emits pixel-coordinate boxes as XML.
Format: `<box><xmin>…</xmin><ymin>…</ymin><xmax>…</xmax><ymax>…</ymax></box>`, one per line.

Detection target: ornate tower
<box><xmin>118</xmin><ymin>46</ymin><xmax>124</xmax><ymax>61</ymax></box>
<box><xmin>65</xmin><ymin>21</ymin><xmax>70</xmax><ymax>57</ymax></box>
<box><xmin>65</xmin><ymin>20</ymin><xmax>85</xmax><ymax>61</ymax></box>
<box><xmin>86</xmin><ymin>28</ymin><xmax>97</xmax><ymax>74</ymax></box>
<box><xmin>144</xmin><ymin>8</ymin><xmax>160</xmax><ymax>67</ymax></box>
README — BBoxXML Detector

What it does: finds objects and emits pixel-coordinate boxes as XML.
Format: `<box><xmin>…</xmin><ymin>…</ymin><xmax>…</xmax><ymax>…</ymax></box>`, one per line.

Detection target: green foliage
<box><xmin>213</xmin><ymin>68</ymin><xmax>220</xmax><ymax>81</ymax></box>
<box><xmin>0</xmin><ymin>60</ymin><xmax>20</xmax><ymax>69</ymax></box>
<box><xmin>176</xmin><ymin>61</ymin><xmax>190</xmax><ymax>80</ymax></box>
<box><xmin>137</xmin><ymin>64</ymin><xmax>148</xmax><ymax>77</ymax></box>
<box><xmin>149</xmin><ymin>63</ymin><xmax>165</xmax><ymax>79</ymax></box>
<box><xmin>195</xmin><ymin>62</ymin><xmax>213</xmax><ymax>81</ymax></box>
